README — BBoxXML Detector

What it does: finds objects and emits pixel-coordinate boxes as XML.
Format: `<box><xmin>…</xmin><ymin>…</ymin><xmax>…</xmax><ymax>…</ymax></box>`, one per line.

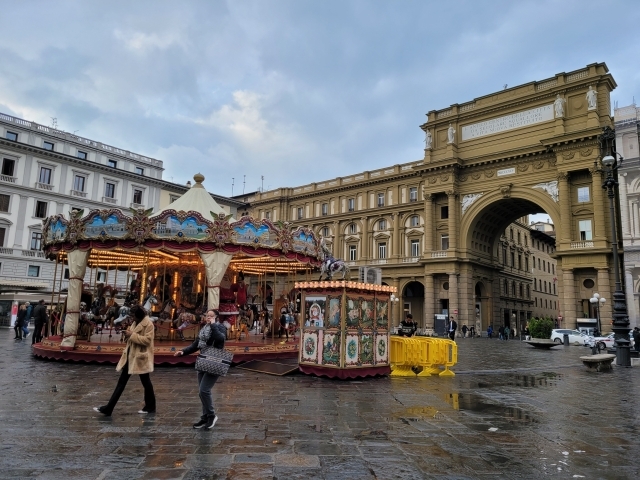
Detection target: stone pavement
<box><xmin>1</xmin><ymin>329</ymin><xmax>639</xmax><ymax>479</ymax></box>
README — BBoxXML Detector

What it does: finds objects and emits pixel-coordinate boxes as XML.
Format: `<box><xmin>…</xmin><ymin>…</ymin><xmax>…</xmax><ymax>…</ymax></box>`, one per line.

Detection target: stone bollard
<box><xmin>563</xmin><ymin>333</ymin><xmax>569</xmax><ymax>346</ymax></box>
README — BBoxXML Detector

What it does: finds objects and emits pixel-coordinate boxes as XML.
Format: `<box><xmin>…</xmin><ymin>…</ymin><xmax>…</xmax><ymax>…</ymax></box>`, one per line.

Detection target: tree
<box><xmin>528</xmin><ymin>316</ymin><xmax>554</xmax><ymax>339</ymax></box>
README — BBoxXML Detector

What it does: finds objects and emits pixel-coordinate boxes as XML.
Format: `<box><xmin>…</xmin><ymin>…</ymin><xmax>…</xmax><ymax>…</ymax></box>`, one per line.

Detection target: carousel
<box><xmin>34</xmin><ymin>173</ymin><xmax>322</xmax><ymax>365</ymax></box>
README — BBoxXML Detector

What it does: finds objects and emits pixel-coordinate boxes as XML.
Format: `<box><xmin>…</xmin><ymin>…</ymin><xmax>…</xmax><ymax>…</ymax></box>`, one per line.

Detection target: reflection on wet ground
<box><xmin>1</xmin><ymin>331</ymin><xmax>639</xmax><ymax>479</ymax></box>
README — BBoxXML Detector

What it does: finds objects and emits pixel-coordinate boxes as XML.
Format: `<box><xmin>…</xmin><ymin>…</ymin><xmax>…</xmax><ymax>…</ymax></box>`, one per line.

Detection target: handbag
<box><xmin>195</xmin><ymin>345</ymin><xmax>233</xmax><ymax>376</ymax></box>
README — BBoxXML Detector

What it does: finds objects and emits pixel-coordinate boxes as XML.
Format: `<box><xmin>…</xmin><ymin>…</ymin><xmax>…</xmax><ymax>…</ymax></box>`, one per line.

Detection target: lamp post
<box><xmin>599</xmin><ymin>126</ymin><xmax>631</xmax><ymax>364</ymax></box>
<box><xmin>589</xmin><ymin>293</ymin><xmax>605</xmax><ymax>335</ymax></box>
<box><xmin>390</xmin><ymin>294</ymin><xmax>400</xmax><ymax>329</ymax></box>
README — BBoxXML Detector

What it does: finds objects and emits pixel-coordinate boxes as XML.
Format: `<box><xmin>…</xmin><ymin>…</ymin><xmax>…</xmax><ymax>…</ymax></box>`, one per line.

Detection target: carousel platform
<box><xmin>32</xmin><ymin>331</ymin><xmax>299</xmax><ymax>366</ymax></box>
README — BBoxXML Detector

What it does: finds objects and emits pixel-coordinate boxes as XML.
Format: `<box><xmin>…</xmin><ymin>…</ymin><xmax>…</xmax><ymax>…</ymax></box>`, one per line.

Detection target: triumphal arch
<box><xmin>418</xmin><ymin>62</ymin><xmax>617</xmax><ymax>332</ymax></box>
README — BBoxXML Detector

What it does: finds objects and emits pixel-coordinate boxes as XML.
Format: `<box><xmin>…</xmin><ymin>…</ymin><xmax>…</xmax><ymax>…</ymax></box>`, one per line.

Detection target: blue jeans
<box><xmin>197</xmin><ymin>371</ymin><xmax>219</xmax><ymax>418</ymax></box>
<box><xmin>22</xmin><ymin>320</ymin><xmax>29</xmax><ymax>337</ymax></box>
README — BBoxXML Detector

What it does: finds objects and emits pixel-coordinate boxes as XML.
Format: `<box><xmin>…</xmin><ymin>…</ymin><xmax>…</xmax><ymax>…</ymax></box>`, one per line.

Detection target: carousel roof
<box><xmin>157</xmin><ymin>173</ymin><xmax>232</xmax><ymax>222</ymax></box>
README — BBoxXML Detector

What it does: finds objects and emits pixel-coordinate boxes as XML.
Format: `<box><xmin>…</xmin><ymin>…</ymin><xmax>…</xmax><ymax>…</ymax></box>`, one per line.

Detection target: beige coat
<box><xmin>116</xmin><ymin>316</ymin><xmax>154</xmax><ymax>374</ymax></box>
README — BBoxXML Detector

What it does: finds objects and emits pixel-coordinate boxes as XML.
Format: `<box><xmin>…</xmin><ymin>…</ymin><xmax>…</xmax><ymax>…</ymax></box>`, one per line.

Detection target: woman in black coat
<box><xmin>14</xmin><ymin>304</ymin><xmax>27</xmax><ymax>340</ymax></box>
<box><xmin>174</xmin><ymin>309</ymin><xmax>227</xmax><ymax>430</ymax></box>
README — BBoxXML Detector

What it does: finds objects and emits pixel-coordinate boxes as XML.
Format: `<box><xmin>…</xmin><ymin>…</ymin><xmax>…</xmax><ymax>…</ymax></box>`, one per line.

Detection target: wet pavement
<box><xmin>1</xmin><ymin>329</ymin><xmax>639</xmax><ymax>480</ymax></box>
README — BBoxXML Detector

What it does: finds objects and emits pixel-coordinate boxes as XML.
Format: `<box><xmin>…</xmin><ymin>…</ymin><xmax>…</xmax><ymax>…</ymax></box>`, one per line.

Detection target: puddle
<box><xmin>456</xmin><ymin>393</ymin><xmax>537</xmax><ymax>426</ymax></box>
<box><xmin>462</xmin><ymin>372</ymin><xmax>561</xmax><ymax>390</ymax></box>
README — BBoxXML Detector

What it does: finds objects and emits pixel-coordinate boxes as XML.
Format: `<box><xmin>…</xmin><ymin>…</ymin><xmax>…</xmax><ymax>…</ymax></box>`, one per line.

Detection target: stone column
<box><xmin>590</xmin><ymin>167</ymin><xmax>606</xmax><ymax>241</ymax></box>
<box><xmin>619</xmin><ymin>173</ymin><xmax>631</xmax><ymax>239</ymax></box>
<box><xmin>393</xmin><ymin>213</ymin><xmax>401</xmax><ymax>259</ymax></box>
<box><xmin>625</xmin><ymin>266</ymin><xmax>637</xmax><ymax>329</ymax></box>
<box><xmin>423</xmin><ymin>192</ymin><xmax>434</xmax><ymax>253</ymax></box>
<box><xmin>561</xmin><ymin>269</ymin><xmax>577</xmax><ymax>327</ymax></box>
<box><xmin>448</xmin><ymin>272</ymin><xmax>459</xmax><ymax>323</ymax></box>
<box><xmin>557</xmin><ymin>172</ymin><xmax>571</xmax><ymax>244</ymax></box>
<box><xmin>633</xmin><ymin>202</ymin><xmax>640</xmax><ymax>237</ymax></box>
<box><xmin>597</xmin><ymin>267</ymin><xmax>612</xmax><ymax>328</ymax></box>
<box><xmin>360</xmin><ymin>217</ymin><xmax>368</xmax><ymax>261</ymax></box>
<box><xmin>447</xmin><ymin>189</ymin><xmax>458</xmax><ymax>252</ymax></box>
<box><xmin>424</xmin><ymin>273</ymin><xmax>434</xmax><ymax>329</ymax></box>
<box><xmin>333</xmin><ymin>221</ymin><xmax>340</xmax><ymax>258</ymax></box>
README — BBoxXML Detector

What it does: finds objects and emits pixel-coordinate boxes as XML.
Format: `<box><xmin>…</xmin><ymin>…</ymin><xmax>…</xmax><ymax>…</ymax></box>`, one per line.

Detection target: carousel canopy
<box><xmin>157</xmin><ymin>173</ymin><xmax>232</xmax><ymax>222</ymax></box>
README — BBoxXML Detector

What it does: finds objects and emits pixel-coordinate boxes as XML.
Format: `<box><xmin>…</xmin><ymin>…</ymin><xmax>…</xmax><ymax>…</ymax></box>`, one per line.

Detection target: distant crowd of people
<box><xmin>13</xmin><ymin>300</ymin><xmax>60</xmax><ymax>344</ymax></box>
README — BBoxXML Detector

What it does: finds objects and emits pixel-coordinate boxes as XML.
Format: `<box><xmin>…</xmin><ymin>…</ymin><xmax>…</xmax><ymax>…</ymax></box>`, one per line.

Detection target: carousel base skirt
<box><xmin>298</xmin><ymin>364</ymin><xmax>391</xmax><ymax>379</ymax></box>
<box><xmin>32</xmin><ymin>335</ymin><xmax>299</xmax><ymax>365</ymax></box>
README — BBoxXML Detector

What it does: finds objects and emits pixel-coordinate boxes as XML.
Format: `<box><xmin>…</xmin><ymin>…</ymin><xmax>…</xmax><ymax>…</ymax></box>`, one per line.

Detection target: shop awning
<box><xmin>0</xmin><ymin>280</ymin><xmax>49</xmax><ymax>288</ymax></box>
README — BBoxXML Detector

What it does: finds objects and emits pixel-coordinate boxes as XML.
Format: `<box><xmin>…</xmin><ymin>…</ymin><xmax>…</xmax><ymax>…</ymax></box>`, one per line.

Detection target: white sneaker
<box><xmin>206</xmin><ymin>415</ymin><xmax>218</xmax><ymax>429</ymax></box>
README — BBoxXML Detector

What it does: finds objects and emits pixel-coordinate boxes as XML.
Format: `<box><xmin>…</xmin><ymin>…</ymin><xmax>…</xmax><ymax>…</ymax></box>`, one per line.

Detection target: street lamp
<box><xmin>390</xmin><ymin>294</ymin><xmax>400</xmax><ymax>329</ymax></box>
<box><xmin>589</xmin><ymin>293</ymin><xmax>605</xmax><ymax>335</ymax></box>
<box><xmin>599</xmin><ymin>126</ymin><xmax>631</xmax><ymax>363</ymax></box>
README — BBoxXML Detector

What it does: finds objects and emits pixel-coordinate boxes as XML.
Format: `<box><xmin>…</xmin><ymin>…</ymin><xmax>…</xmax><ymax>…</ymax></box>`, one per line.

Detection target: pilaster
<box><xmin>447</xmin><ymin>189</ymin><xmax>458</xmax><ymax>252</ymax></box>
<box><xmin>424</xmin><ymin>273</ymin><xmax>434</xmax><ymax>329</ymax></box>
<box><xmin>360</xmin><ymin>217</ymin><xmax>369</xmax><ymax>261</ymax></box>
<box><xmin>557</xmin><ymin>172</ymin><xmax>571</xmax><ymax>245</ymax></box>
<box><xmin>596</xmin><ymin>267</ymin><xmax>612</xmax><ymax>327</ymax></box>
<box><xmin>590</xmin><ymin>167</ymin><xmax>606</xmax><ymax>242</ymax></box>
<box><xmin>619</xmin><ymin>173</ymin><xmax>631</xmax><ymax>239</ymax></box>
<box><xmin>448</xmin><ymin>272</ymin><xmax>459</xmax><ymax>323</ymax></box>
<box><xmin>561</xmin><ymin>269</ymin><xmax>577</xmax><ymax>327</ymax></box>
<box><xmin>624</xmin><ymin>266</ymin><xmax>638</xmax><ymax>329</ymax></box>
<box><xmin>393</xmin><ymin>213</ymin><xmax>401</xmax><ymax>259</ymax></box>
<box><xmin>423</xmin><ymin>192</ymin><xmax>434</xmax><ymax>253</ymax></box>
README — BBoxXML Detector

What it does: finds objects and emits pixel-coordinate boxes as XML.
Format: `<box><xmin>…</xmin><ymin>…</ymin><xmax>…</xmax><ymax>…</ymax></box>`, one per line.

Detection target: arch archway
<box><xmin>402</xmin><ymin>280</ymin><xmax>424</xmax><ymax>328</ymax></box>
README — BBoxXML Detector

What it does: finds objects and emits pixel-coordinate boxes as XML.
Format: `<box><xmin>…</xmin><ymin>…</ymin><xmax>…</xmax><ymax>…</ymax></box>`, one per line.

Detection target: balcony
<box><xmin>402</xmin><ymin>257</ymin><xmax>420</xmax><ymax>263</ymax></box>
<box><xmin>70</xmin><ymin>189</ymin><xmax>87</xmax><ymax>198</ymax></box>
<box><xmin>35</xmin><ymin>182</ymin><xmax>54</xmax><ymax>191</ymax></box>
<box><xmin>130</xmin><ymin>202</ymin><xmax>145</xmax><ymax>209</ymax></box>
<box><xmin>21</xmin><ymin>249</ymin><xmax>46</xmax><ymax>258</ymax></box>
<box><xmin>431</xmin><ymin>251</ymin><xmax>448</xmax><ymax>258</ymax></box>
<box><xmin>102</xmin><ymin>196</ymin><xmax>117</xmax><ymax>205</ymax></box>
<box><xmin>570</xmin><ymin>241</ymin><xmax>594</xmax><ymax>249</ymax></box>
<box><xmin>370</xmin><ymin>259</ymin><xmax>387</xmax><ymax>265</ymax></box>
<box><xmin>0</xmin><ymin>174</ymin><xmax>17</xmax><ymax>183</ymax></box>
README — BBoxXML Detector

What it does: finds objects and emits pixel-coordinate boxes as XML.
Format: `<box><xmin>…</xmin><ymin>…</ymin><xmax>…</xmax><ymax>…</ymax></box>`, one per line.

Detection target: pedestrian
<box><xmin>399</xmin><ymin>313</ymin><xmax>416</xmax><ymax>337</ymax></box>
<box><xmin>461</xmin><ymin>324</ymin><xmax>468</xmax><ymax>338</ymax></box>
<box><xmin>14</xmin><ymin>304</ymin><xmax>27</xmax><ymax>340</ymax></box>
<box><xmin>487</xmin><ymin>325</ymin><xmax>493</xmax><ymax>339</ymax></box>
<box><xmin>524</xmin><ymin>326</ymin><xmax>530</xmax><ymax>340</ymax></box>
<box><xmin>93</xmin><ymin>305</ymin><xmax>156</xmax><ymax>416</ymax></box>
<box><xmin>448</xmin><ymin>316</ymin><xmax>457</xmax><ymax>341</ymax></box>
<box><xmin>279</xmin><ymin>310</ymin><xmax>289</xmax><ymax>341</ymax></box>
<box><xmin>498</xmin><ymin>325</ymin><xmax>505</xmax><ymax>340</ymax></box>
<box><xmin>174</xmin><ymin>309</ymin><xmax>227</xmax><ymax>430</ymax></box>
<box><xmin>22</xmin><ymin>302</ymin><xmax>32</xmax><ymax>339</ymax></box>
<box><xmin>32</xmin><ymin>299</ymin><xmax>48</xmax><ymax>344</ymax></box>
<box><xmin>633</xmin><ymin>327</ymin><xmax>640</xmax><ymax>353</ymax></box>
<box><xmin>469</xmin><ymin>325</ymin><xmax>475</xmax><ymax>338</ymax></box>
<box><xmin>504</xmin><ymin>325</ymin><xmax>510</xmax><ymax>341</ymax></box>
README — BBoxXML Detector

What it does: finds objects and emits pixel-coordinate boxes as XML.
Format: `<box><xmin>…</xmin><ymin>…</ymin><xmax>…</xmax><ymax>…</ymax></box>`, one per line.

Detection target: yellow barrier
<box><xmin>389</xmin><ymin>336</ymin><xmax>457</xmax><ymax>376</ymax></box>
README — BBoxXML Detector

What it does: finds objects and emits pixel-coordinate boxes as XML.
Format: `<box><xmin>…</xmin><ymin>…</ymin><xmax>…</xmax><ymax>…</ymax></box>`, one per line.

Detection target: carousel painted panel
<box><xmin>345</xmin><ymin>296</ymin><xmax>360</xmax><ymax>329</ymax></box>
<box><xmin>300</xmin><ymin>330</ymin><xmax>320</xmax><ymax>364</ymax></box>
<box><xmin>291</xmin><ymin>229</ymin><xmax>319</xmax><ymax>256</ymax></box>
<box><xmin>44</xmin><ymin>216</ymin><xmax>68</xmax><ymax>244</ymax></box>
<box><xmin>304</xmin><ymin>295</ymin><xmax>326</xmax><ymax>328</ymax></box>
<box><xmin>83</xmin><ymin>211</ymin><xmax>129</xmax><ymax>239</ymax></box>
<box><xmin>151</xmin><ymin>211</ymin><xmax>210</xmax><ymax>241</ymax></box>
<box><xmin>232</xmin><ymin>220</ymin><xmax>278</xmax><ymax>247</ymax></box>
<box><xmin>360</xmin><ymin>333</ymin><xmax>374</xmax><ymax>365</ymax></box>
<box><xmin>326</xmin><ymin>295</ymin><xmax>341</xmax><ymax>329</ymax></box>
<box><xmin>375</xmin><ymin>298</ymin><xmax>390</xmax><ymax>330</ymax></box>
<box><xmin>321</xmin><ymin>331</ymin><xmax>341</xmax><ymax>366</ymax></box>
<box><xmin>374</xmin><ymin>333</ymin><xmax>389</xmax><ymax>365</ymax></box>
<box><xmin>360</xmin><ymin>297</ymin><xmax>375</xmax><ymax>330</ymax></box>
<box><xmin>345</xmin><ymin>333</ymin><xmax>359</xmax><ymax>366</ymax></box>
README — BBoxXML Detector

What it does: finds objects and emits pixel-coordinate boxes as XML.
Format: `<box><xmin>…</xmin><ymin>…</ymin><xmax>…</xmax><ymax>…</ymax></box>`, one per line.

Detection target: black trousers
<box><xmin>33</xmin><ymin>321</ymin><xmax>45</xmax><ymax>344</ymax></box>
<box><xmin>103</xmin><ymin>363</ymin><xmax>156</xmax><ymax>415</ymax></box>
<box><xmin>14</xmin><ymin>324</ymin><xmax>22</xmax><ymax>339</ymax></box>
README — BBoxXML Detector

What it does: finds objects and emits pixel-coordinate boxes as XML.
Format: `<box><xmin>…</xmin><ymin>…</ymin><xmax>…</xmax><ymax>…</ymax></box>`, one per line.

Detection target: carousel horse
<box><xmin>78</xmin><ymin>302</ymin><xmax>97</xmax><ymax>340</ymax></box>
<box><xmin>141</xmin><ymin>293</ymin><xmax>159</xmax><ymax>316</ymax></box>
<box><xmin>158</xmin><ymin>298</ymin><xmax>176</xmax><ymax>321</ymax></box>
<box><xmin>318</xmin><ymin>238</ymin><xmax>350</xmax><ymax>281</ymax></box>
<box><xmin>175</xmin><ymin>308</ymin><xmax>197</xmax><ymax>340</ymax></box>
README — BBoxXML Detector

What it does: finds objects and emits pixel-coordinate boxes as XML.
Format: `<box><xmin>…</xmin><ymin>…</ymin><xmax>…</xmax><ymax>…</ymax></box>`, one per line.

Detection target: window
<box><xmin>73</xmin><ymin>175</ymin><xmax>85</xmax><ymax>192</ymax></box>
<box><xmin>107</xmin><ymin>159</ymin><xmax>117</xmax><ymax>168</ymax></box>
<box><xmin>43</xmin><ymin>141</ymin><xmax>54</xmax><ymax>151</ymax></box>
<box><xmin>377</xmin><ymin>193</ymin><xmax>385</xmax><ymax>207</ymax></box>
<box><xmin>441</xmin><ymin>206</ymin><xmax>449</xmax><ymax>219</ymax></box>
<box><xmin>534</xmin><ymin>278</ymin><xmax>537</xmax><ymax>290</ymax></box>
<box><xmin>517</xmin><ymin>232</ymin><xmax>521</xmax><ymax>244</ymax></box>
<box><xmin>512</xmin><ymin>281</ymin><xmax>516</xmax><ymax>296</ymax></box>
<box><xmin>504</xmin><ymin>280</ymin><xmax>508</xmax><ymax>295</ymax></box>
<box><xmin>6</xmin><ymin>131</ymin><xmax>18</xmax><ymax>142</ymax></box>
<box><xmin>34</xmin><ymin>201</ymin><xmax>48</xmax><ymax>218</ymax></box>
<box><xmin>510</xmin><ymin>229</ymin><xmax>514</xmax><ymax>240</ymax></box>
<box><xmin>64</xmin><ymin>268</ymin><xmax>70</xmax><ymax>279</ymax></box>
<box><xmin>169</xmin><ymin>194</ymin><xmax>180</xmax><ymax>203</ymax></box>
<box><xmin>348</xmin><ymin>198</ymin><xmax>355</xmax><ymax>211</ymax></box>
<box><xmin>409</xmin><ymin>187</ymin><xmax>417</xmax><ymax>202</ymax></box>
<box><xmin>264</xmin><ymin>211</ymin><xmax>270</xmax><ymax>220</ymax></box>
<box><xmin>105</xmin><ymin>182</ymin><xmax>116</xmax><ymax>199</ymax></box>
<box><xmin>322</xmin><ymin>227</ymin><xmax>329</xmax><ymax>237</ymax></box>
<box><xmin>502</xmin><ymin>247</ymin><xmax>507</xmax><ymax>265</ymax></box>
<box><xmin>525</xmin><ymin>258</ymin><xmax>529</xmax><ymax>272</ymax></box>
<box><xmin>133</xmin><ymin>188</ymin><xmax>143</xmax><ymax>205</ymax></box>
<box><xmin>544</xmin><ymin>282</ymin><xmax>547</xmax><ymax>293</ymax></box>
<box><xmin>579</xmin><ymin>220</ymin><xmax>593</xmax><ymax>241</ymax></box>
<box><xmin>347</xmin><ymin>223</ymin><xmax>355</xmax><ymax>234</ymax></box>
<box><xmin>525</xmin><ymin>236</ymin><xmax>528</xmax><ymax>247</ymax></box>
<box><xmin>349</xmin><ymin>245</ymin><xmax>357</xmax><ymax>261</ymax></box>
<box><xmin>0</xmin><ymin>227</ymin><xmax>5</xmax><ymax>247</ymax></box>
<box><xmin>97</xmin><ymin>272</ymin><xmax>106</xmax><ymax>282</ymax></box>
<box><xmin>321</xmin><ymin>203</ymin><xmax>328</xmax><ymax>216</ymax></box>
<box><xmin>520</xmin><ymin>284</ymin><xmax>524</xmax><ymax>298</ymax></box>
<box><xmin>538</xmin><ymin>258</ymin><xmax>541</xmax><ymax>269</ymax></box>
<box><xmin>0</xmin><ymin>194</ymin><xmax>9</xmax><ymax>212</ymax></box>
<box><xmin>518</xmin><ymin>254</ymin><xmax>522</xmax><ymax>270</ymax></box>
<box><xmin>410</xmin><ymin>215</ymin><xmax>419</xmax><ymax>227</ymax></box>
<box><xmin>30</xmin><ymin>232</ymin><xmax>42</xmax><ymax>251</ymax></box>
<box><xmin>39</xmin><ymin>167</ymin><xmax>52</xmax><ymax>184</ymax></box>
<box><xmin>378</xmin><ymin>242</ymin><xmax>387</xmax><ymax>259</ymax></box>
<box><xmin>379</xmin><ymin>219</ymin><xmax>386</xmax><ymax>230</ymax></box>
<box><xmin>553</xmin><ymin>284</ymin><xmax>556</xmax><ymax>295</ymax></box>
<box><xmin>510</xmin><ymin>252</ymin><xmax>515</xmax><ymax>267</ymax></box>
<box><xmin>77</xmin><ymin>151</ymin><xmax>87</xmax><ymax>160</ymax></box>
<box><xmin>2</xmin><ymin>158</ymin><xmax>15</xmax><ymax>176</ymax></box>
<box><xmin>411</xmin><ymin>239</ymin><xmax>420</xmax><ymax>257</ymax></box>
<box><xmin>135</xmin><ymin>166</ymin><xmax>144</xmax><ymax>175</ymax></box>
<box><xmin>552</xmin><ymin>264</ymin><xmax>555</xmax><ymax>274</ymax></box>
<box><xmin>297</xmin><ymin>207</ymin><xmax>303</xmax><ymax>220</ymax></box>
<box><xmin>526</xmin><ymin>285</ymin><xmax>530</xmax><ymax>299</ymax></box>
<box><xmin>441</xmin><ymin>234</ymin><xmax>449</xmax><ymax>250</ymax></box>
<box><xmin>577</xmin><ymin>186</ymin><xmax>590</xmax><ymax>203</ymax></box>
<box><xmin>28</xmin><ymin>265</ymin><xmax>40</xmax><ymax>277</ymax></box>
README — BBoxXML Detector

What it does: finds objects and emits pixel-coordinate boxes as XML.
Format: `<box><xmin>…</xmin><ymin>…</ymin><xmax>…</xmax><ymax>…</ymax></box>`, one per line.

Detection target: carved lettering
<box><xmin>461</xmin><ymin>104</ymin><xmax>554</xmax><ymax>140</ymax></box>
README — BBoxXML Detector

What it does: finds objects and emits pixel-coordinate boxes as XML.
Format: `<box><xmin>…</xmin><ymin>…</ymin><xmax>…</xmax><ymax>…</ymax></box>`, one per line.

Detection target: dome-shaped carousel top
<box><xmin>158</xmin><ymin>173</ymin><xmax>232</xmax><ymax>222</ymax></box>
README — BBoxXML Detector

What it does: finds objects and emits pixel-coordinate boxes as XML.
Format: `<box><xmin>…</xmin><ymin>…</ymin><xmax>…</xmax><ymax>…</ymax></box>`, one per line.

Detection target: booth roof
<box><xmin>156</xmin><ymin>173</ymin><xmax>233</xmax><ymax>222</ymax></box>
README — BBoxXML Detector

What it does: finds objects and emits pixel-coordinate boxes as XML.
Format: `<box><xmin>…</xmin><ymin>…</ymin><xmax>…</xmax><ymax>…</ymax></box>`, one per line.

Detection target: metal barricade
<box><xmin>389</xmin><ymin>336</ymin><xmax>457</xmax><ymax>376</ymax></box>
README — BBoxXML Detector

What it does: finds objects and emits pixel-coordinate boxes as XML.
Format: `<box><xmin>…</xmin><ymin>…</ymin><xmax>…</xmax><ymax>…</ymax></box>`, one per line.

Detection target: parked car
<box><xmin>550</xmin><ymin>329</ymin><xmax>589</xmax><ymax>345</ymax></box>
<box><xmin>587</xmin><ymin>332</ymin><xmax>636</xmax><ymax>350</ymax></box>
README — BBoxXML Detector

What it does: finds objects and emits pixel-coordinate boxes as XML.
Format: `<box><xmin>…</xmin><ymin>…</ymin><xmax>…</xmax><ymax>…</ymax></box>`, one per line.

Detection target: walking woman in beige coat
<box><xmin>94</xmin><ymin>305</ymin><xmax>156</xmax><ymax>416</ymax></box>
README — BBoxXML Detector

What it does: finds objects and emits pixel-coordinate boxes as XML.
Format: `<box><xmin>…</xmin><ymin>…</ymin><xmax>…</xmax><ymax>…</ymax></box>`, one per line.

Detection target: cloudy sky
<box><xmin>1</xmin><ymin>0</ymin><xmax>639</xmax><ymax>199</ymax></box>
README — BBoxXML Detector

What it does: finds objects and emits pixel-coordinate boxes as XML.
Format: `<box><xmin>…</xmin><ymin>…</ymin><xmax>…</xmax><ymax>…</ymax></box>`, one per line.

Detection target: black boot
<box><xmin>205</xmin><ymin>414</ymin><xmax>218</xmax><ymax>430</ymax></box>
<box><xmin>193</xmin><ymin>416</ymin><xmax>208</xmax><ymax>429</ymax></box>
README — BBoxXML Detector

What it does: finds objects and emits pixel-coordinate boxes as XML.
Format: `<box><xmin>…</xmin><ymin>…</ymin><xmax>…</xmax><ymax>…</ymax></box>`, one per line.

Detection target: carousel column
<box><xmin>597</xmin><ymin>268</ymin><xmax>612</xmax><ymax>327</ymax></box>
<box><xmin>424</xmin><ymin>273</ymin><xmax>435</xmax><ymax>329</ymax></box>
<box><xmin>61</xmin><ymin>249</ymin><xmax>90</xmax><ymax>349</ymax></box>
<box><xmin>624</xmin><ymin>265</ymin><xmax>638</xmax><ymax>329</ymax></box>
<box><xmin>561</xmin><ymin>269</ymin><xmax>577</xmax><ymax>328</ymax></box>
<box><xmin>423</xmin><ymin>193</ymin><xmax>434</xmax><ymax>254</ymax></box>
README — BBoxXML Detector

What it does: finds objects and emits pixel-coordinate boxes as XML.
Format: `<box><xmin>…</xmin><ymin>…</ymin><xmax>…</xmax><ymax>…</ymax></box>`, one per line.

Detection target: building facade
<box><xmin>0</xmin><ymin>112</ymin><xmax>246</xmax><ymax>293</ymax></box>
<box><xmin>248</xmin><ymin>63</ymin><xmax>616</xmax><ymax>334</ymax></box>
<box><xmin>615</xmin><ymin>104</ymin><xmax>640</xmax><ymax>328</ymax></box>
